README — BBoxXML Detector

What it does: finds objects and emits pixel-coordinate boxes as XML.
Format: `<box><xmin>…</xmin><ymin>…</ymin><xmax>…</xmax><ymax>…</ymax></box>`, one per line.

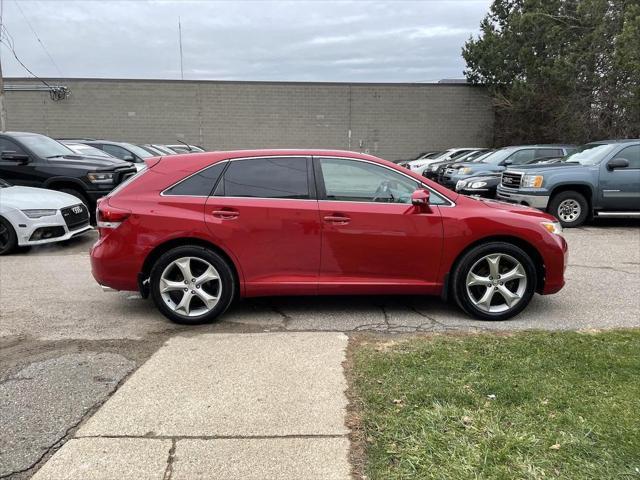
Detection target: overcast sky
<box><xmin>1</xmin><ymin>0</ymin><xmax>491</xmax><ymax>82</ymax></box>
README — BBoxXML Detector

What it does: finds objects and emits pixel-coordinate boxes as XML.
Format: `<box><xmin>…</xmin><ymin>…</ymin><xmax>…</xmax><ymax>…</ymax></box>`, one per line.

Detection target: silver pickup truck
<box><xmin>497</xmin><ymin>139</ymin><xmax>640</xmax><ymax>227</ymax></box>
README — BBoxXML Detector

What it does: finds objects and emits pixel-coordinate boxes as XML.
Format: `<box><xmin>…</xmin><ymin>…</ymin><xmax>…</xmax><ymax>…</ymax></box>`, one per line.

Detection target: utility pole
<box><xmin>178</xmin><ymin>17</ymin><xmax>184</xmax><ymax>80</ymax></box>
<box><xmin>0</xmin><ymin>0</ymin><xmax>7</xmax><ymax>132</ymax></box>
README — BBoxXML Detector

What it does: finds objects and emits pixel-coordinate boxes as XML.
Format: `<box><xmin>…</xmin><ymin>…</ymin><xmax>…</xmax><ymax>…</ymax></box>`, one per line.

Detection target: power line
<box><xmin>12</xmin><ymin>0</ymin><xmax>63</xmax><ymax>77</ymax></box>
<box><xmin>1</xmin><ymin>24</ymin><xmax>51</xmax><ymax>87</ymax></box>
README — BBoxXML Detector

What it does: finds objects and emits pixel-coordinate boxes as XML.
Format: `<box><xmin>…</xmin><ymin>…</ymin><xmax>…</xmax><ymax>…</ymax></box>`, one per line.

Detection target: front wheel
<box><xmin>451</xmin><ymin>242</ymin><xmax>537</xmax><ymax>321</ymax></box>
<box><xmin>149</xmin><ymin>246</ymin><xmax>235</xmax><ymax>325</ymax></box>
<box><xmin>0</xmin><ymin>217</ymin><xmax>17</xmax><ymax>255</ymax></box>
<box><xmin>548</xmin><ymin>191</ymin><xmax>588</xmax><ymax>227</ymax></box>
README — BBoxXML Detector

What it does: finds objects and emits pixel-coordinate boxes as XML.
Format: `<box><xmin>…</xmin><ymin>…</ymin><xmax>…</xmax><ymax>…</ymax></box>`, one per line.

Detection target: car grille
<box><xmin>501</xmin><ymin>171</ymin><xmax>523</xmax><ymax>188</ymax></box>
<box><xmin>61</xmin><ymin>204</ymin><xmax>90</xmax><ymax>231</ymax></box>
<box><xmin>113</xmin><ymin>168</ymin><xmax>138</xmax><ymax>185</ymax></box>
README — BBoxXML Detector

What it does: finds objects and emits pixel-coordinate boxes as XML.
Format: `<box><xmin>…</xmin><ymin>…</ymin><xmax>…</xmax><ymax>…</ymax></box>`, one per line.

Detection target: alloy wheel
<box><xmin>557</xmin><ymin>199</ymin><xmax>581</xmax><ymax>223</ymax></box>
<box><xmin>159</xmin><ymin>256</ymin><xmax>221</xmax><ymax>317</ymax></box>
<box><xmin>465</xmin><ymin>253</ymin><xmax>528</xmax><ymax>314</ymax></box>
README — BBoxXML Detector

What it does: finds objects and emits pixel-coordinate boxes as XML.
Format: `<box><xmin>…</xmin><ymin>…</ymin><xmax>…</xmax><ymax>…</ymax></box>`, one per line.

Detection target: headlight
<box><xmin>541</xmin><ymin>221</ymin><xmax>563</xmax><ymax>235</ymax></box>
<box><xmin>430</xmin><ymin>164</ymin><xmax>439</xmax><ymax>172</ymax></box>
<box><xmin>459</xmin><ymin>167</ymin><xmax>473</xmax><ymax>175</ymax></box>
<box><xmin>455</xmin><ymin>180</ymin><xmax>466</xmax><ymax>191</ymax></box>
<box><xmin>87</xmin><ymin>172</ymin><xmax>115</xmax><ymax>184</ymax></box>
<box><xmin>22</xmin><ymin>209</ymin><xmax>57</xmax><ymax>218</ymax></box>
<box><xmin>522</xmin><ymin>174</ymin><xmax>544</xmax><ymax>188</ymax></box>
<box><xmin>469</xmin><ymin>181</ymin><xmax>488</xmax><ymax>189</ymax></box>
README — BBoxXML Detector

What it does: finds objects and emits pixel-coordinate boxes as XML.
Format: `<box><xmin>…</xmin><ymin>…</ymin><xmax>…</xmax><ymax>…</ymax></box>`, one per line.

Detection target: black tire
<box><xmin>149</xmin><ymin>246</ymin><xmax>235</xmax><ymax>325</ymax></box>
<box><xmin>57</xmin><ymin>188</ymin><xmax>90</xmax><ymax>208</ymax></box>
<box><xmin>548</xmin><ymin>190</ymin><xmax>588</xmax><ymax>227</ymax></box>
<box><xmin>0</xmin><ymin>217</ymin><xmax>17</xmax><ymax>255</ymax></box>
<box><xmin>451</xmin><ymin>241</ymin><xmax>537</xmax><ymax>321</ymax></box>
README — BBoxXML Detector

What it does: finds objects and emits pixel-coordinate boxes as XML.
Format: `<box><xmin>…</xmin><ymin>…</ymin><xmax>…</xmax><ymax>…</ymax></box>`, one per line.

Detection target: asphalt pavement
<box><xmin>0</xmin><ymin>218</ymin><xmax>638</xmax><ymax>478</ymax></box>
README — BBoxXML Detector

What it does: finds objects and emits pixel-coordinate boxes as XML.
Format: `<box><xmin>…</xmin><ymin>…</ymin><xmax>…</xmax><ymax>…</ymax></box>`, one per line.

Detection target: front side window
<box><xmin>102</xmin><ymin>144</ymin><xmax>131</xmax><ymax>160</ymax></box>
<box><xmin>319</xmin><ymin>158</ymin><xmax>448</xmax><ymax>205</ymax></box>
<box><xmin>164</xmin><ymin>161</ymin><xmax>227</xmax><ymax>196</ymax></box>
<box><xmin>0</xmin><ymin>139</ymin><xmax>27</xmax><ymax>156</ymax></box>
<box><xmin>616</xmin><ymin>145</ymin><xmax>640</xmax><ymax>169</ymax></box>
<box><xmin>218</xmin><ymin>157</ymin><xmax>310</xmax><ymax>199</ymax></box>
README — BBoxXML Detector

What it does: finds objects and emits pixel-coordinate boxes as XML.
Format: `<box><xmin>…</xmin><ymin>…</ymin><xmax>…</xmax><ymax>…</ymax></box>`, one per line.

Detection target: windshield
<box><xmin>480</xmin><ymin>149</ymin><xmax>514</xmax><ymax>165</ymax></box>
<box><xmin>68</xmin><ymin>144</ymin><xmax>113</xmax><ymax>158</ymax></box>
<box><xmin>0</xmin><ymin>178</ymin><xmax>9</xmax><ymax>188</ymax></box>
<box><xmin>18</xmin><ymin>134</ymin><xmax>74</xmax><ymax>158</ymax></box>
<box><xmin>120</xmin><ymin>143</ymin><xmax>153</xmax><ymax>159</ymax></box>
<box><xmin>470</xmin><ymin>151</ymin><xmax>493</xmax><ymax>162</ymax></box>
<box><xmin>563</xmin><ymin>144</ymin><xmax>618</xmax><ymax>165</ymax></box>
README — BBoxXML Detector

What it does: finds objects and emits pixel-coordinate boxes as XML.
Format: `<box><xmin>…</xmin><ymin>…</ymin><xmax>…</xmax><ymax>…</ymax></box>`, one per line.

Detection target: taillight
<box><xmin>97</xmin><ymin>202</ymin><xmax>131</xmax><ymax>230</ymax></box>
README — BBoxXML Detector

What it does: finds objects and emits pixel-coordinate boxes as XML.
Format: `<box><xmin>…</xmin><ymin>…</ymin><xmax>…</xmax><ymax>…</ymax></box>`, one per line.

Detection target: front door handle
<box><xmin>212</xmin><ymin>209</ymin><xmax>239</xmax><ymax>220</ymax></box>
<box><xmin>323</xmin><ymin>214</ymin><xmax>350</xmax><ymax>225</ymax></box>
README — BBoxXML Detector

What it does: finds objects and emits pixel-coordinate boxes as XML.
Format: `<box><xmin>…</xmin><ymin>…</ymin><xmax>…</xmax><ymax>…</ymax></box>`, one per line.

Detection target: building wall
<box><xmin>5</xmin><ymin>78</ymin><xmax>494</xmax><ymax>160</ymax></box>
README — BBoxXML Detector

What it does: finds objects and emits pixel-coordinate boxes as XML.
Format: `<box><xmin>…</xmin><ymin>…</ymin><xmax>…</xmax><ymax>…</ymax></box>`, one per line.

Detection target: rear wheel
<box><xmin>149</xmin><ymin>246</ymin><xmax>235</xmax><ymax>325</ymax></box>
<box><xmin>0</xmin><ymin>217</ymin><xmax>17</xmax><ymax>255</ymax></box>
<box><xmin>452</xmin><ymin>242</ymin><xmax>537</xmax><ymax>321</ymax></box>
<box><xmin>548</xmin><ymin>190</ymin><xmax>588</xmax><ymax>227</ymax></box>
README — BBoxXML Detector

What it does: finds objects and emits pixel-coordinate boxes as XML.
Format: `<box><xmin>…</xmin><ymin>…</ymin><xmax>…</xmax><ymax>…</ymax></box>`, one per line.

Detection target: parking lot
<box><xmin>1</xmin><ymin>218</ymin><xmax>639</xmax><ymax>479</ymax></box>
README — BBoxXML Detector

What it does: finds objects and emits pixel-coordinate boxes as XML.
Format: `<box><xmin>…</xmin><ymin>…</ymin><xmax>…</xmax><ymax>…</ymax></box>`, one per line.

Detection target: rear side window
<box><xmin>536</xmin><ymin>148</ymin><xmax>563</xmax><ymax>159</ymax></box>
<box><xmin>218</xmin><ymin>157</ymin><xmax>310</xmax><ymax>199</ymax></box>
<box><xmin>164</xmin><ymin>161</ymin><xmax>226</xmax><ymax>196</ymax></box>
<box><xmin>508</xmin><ymin>149</ymin><xmax>536</xmax><ymax>164</ymax></box>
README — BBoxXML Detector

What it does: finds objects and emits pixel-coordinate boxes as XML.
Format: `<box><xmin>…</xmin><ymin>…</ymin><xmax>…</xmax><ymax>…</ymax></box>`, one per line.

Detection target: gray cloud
<box><xmin>2</xmin><ymin>0</ymin><xmax>490</xmax><ymax>82</ymax></box>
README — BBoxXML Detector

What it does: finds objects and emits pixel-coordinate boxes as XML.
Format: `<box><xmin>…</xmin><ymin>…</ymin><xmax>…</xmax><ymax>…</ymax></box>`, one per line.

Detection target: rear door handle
<box><xmin>323</xmin><ymin>214</ymin><xmax>350</xmax><ymax>225</ymax></box>
<box><xmin>212</xmin><ymin>209</ymin><xmax>239</xmax><ymax>220</ymax></box>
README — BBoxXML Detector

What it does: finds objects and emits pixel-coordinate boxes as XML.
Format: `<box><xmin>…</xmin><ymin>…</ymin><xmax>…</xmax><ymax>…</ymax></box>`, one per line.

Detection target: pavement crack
<box><xmin>270</xmin><ymin>304</ymin><xmax>294</xmax><ymax>328</ymax></box>
<box><xmin>162</xmin><ymin>439</ymin><xmax>177</xmax><ymax>480</ymax></box>
<box><xmin>379</xmin><ymin>305</ymin><xmax>391</xmax><ymax>328</ymax></box>
<box><xmin>568</xmin><ymin>264</ymin><xmax>638</xmax><ymax>275</ymax></box>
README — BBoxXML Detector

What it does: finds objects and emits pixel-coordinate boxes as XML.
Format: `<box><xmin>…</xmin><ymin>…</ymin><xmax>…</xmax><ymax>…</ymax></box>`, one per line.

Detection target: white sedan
<box><xmin>0</xmin><ymin>179</ymin><xmax>92</xmax><ymax>255</ymax></box>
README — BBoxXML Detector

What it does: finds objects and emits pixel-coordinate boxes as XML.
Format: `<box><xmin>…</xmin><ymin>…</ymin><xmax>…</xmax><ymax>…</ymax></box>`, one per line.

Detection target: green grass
<box><xmin>351</xmin><ymin>331</ymin><xmax>640</xmax><ymax>480</ymax></box>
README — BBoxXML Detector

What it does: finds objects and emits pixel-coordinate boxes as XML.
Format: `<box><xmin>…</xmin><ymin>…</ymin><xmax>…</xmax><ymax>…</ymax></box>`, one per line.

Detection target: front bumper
<box><xmin>17</xmin><ymin>215</ymin><xmax>92</xmax><ymax>246</ymax></box>
<box><xmin>496</xmin><ymin>187</ymin><xmax>550</xmax><ymax>209</ymax></box>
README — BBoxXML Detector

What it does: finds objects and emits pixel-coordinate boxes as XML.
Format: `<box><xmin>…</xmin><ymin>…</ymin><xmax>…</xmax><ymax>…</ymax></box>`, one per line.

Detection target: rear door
<box><xmin>599</xmin><ymin>145</ymin><xmax>640</xmax><ymax>210</ymax></box>
<box><xmin>205</xmin><ymin>156</ymin><xmax>321</xmax><ymax>296</ymax></box>
<box><xmin>315</xmin><ymin>156</ymin><xmax>445</xmax><ymax>295</ymax></box>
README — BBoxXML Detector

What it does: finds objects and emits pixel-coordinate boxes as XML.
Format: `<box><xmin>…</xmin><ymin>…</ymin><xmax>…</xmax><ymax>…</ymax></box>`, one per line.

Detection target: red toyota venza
<box><xmin>91</xmin><ymin>150</ymin><xmax>567</xmax><ymax>325</ymax></box>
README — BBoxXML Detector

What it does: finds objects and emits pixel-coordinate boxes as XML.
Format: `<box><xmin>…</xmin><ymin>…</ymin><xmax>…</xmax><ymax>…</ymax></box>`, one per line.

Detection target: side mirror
<box><xmin>1</xmin><ymin>151</ymin><xmax>29</xmax><ymax>163</ymax></box>
<box><xmin>607</xmin><ymin>158</ymin><xmax>629</xmax><ymax>171</ymax></box>
<box><xmin>411</xmin><ymin>189</ymin><xmax>430</xmax><ymax>210</ymax></box>
<box><xmin>503</xmin><ymin>159</ymin><xmax>513</xmax><ymax>166</ymax></box>
<box><xmin>122</xmin><ymin>154</ymin><xmax>135</xmax><ymax>162</ymax></box>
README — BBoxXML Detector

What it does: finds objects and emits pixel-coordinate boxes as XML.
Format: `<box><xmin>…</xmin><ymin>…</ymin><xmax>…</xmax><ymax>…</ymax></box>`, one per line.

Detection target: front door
<box><xmin>599</xmin><ymin>145</ymin><xmax>640</xmax><ymax>211</ymax></box>
<box><xmin>0</xmin><ymin>138</ymin><xmax>44</xmax><ymax>187</ymax></box>
<box><xmin>204</xmin><ymin>156</ymin><xmax>321</xmax><ymax>296</ymax></box>
<box><xmin>315</xmin><ymin>157</ymin><xmax>445</xmax><ymax>295</ymax></box>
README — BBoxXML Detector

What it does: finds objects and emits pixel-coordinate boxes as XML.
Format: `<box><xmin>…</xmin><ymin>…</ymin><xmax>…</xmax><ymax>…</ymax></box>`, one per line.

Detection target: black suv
<box><xmin>0</xmin><ymin>132</ymin><xmax>137</xmax><ymax>207</ymax></box>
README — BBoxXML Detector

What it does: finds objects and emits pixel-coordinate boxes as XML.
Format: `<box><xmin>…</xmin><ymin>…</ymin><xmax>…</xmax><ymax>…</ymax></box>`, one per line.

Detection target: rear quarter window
<box><xmin>164</xmin><ymin>161</ymin><xmax>227</xmax><ymax>196</ymax></box>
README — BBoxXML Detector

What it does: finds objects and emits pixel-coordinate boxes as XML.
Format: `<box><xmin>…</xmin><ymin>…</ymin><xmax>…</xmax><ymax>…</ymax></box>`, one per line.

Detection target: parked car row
<box><xmin>0</xmin><ymin>131</ymin><xmax>207</xmax><ymax>254</ymax></box>
<box><xmin>419</xmin><ymin>140</ymin><xmax>640</xmax><ymax>227</ymax></box>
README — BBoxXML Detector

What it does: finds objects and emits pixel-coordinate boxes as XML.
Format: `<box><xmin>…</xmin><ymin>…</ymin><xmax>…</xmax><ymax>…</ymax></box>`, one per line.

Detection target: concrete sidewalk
<box><xmin>31</xmin><ymin>332</ymin><xmax>351</xmax><ymax>480</ymax></box>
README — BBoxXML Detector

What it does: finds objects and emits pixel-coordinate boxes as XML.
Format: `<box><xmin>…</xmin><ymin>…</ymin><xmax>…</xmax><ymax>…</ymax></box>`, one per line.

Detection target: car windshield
<box><xmin>120</xmin><ymin>143</ymin><xmax>153</xmax><ymax>159</ymax></box>
<box><xmin>563</xmin><ymin>144</ymin><xmax>618</xmax><ymax>165</ymax></box>
<box><xmin>68</xmin><ymin>144</ymin><xmax>113</xmax><ymax>158</ymax></box>
<box><xmin>17</xmin><ymin>134</ymin><xmax>74</xmax><ymax>158</ymax></box>
<box><xmin>470</xmin><ymin>151</ymin><xmax>494</xmax><ymax>162</ymax></box>
<box><xmin>0</xmin><ymin>178</ymin><xmax>10</xmax><ymax>188</ymax></box>
<box><xmin>480</xmin><ymin>149</ymin><xmax>514</xmax><ymax>165</ymax></box>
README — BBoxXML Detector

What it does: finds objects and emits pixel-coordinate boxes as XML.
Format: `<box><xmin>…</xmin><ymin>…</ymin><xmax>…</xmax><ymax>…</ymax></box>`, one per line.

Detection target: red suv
<box><xmin>91</xmin><ymin>150</ymin><xmax>567</xmax><ymax>325</ymax></box>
